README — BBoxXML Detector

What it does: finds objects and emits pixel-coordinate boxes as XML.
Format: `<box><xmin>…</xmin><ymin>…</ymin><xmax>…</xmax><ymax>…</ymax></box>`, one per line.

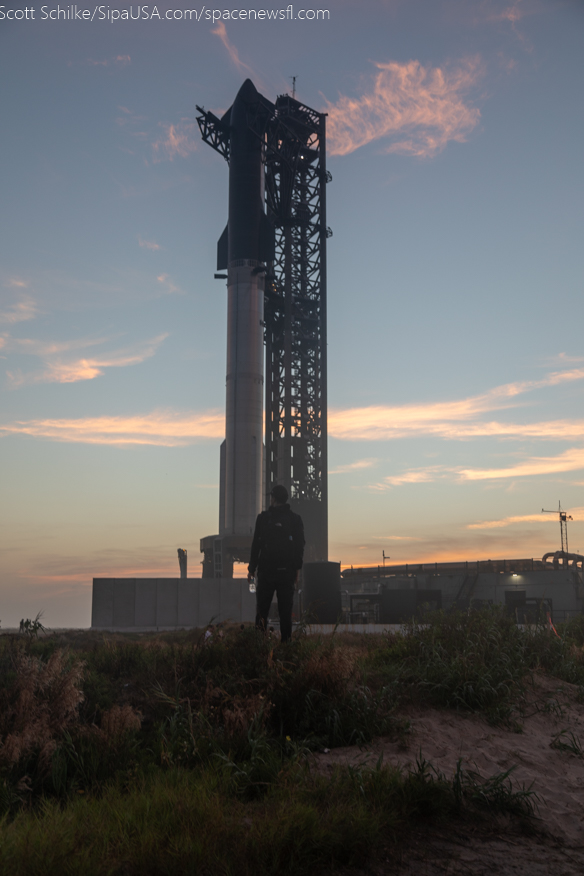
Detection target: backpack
<box><xmin>261</xmin><ymin>510</ymin><xmax>295</xmax><ymax>566</ymax></box>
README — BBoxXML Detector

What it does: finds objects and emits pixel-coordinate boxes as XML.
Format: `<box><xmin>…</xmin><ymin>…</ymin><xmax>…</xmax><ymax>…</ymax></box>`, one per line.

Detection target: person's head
<box><xmin>270</xmin><ymin>484</ymin><xmax>288</xmax><ymax>506</ymax></box>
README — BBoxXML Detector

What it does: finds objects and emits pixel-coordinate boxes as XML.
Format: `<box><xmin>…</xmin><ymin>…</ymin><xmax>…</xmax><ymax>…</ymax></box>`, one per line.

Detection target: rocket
<box><xmin>215</xmin><ymin>79</ymin><xmax>275</xmax><ymax>538</ymax></box>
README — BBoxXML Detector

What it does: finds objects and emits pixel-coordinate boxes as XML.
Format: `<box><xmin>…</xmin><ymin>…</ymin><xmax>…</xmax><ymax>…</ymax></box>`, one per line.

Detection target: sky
<box><xmin>1</xmin><ymin>0</ymin><xmax>583</xmax><ymax>627</ymax></box>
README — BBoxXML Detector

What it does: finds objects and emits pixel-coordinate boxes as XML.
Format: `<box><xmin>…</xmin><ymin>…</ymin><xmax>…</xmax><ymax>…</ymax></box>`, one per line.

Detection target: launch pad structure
<box><xmin>197</xmin><ymin>80</ymin><xmax>331</xmax><ymax>578</ymax></box>
<box><xmin>90</xmin><ymin>84</ymin><xmax>584</xmax><ymax>631</ymax></box>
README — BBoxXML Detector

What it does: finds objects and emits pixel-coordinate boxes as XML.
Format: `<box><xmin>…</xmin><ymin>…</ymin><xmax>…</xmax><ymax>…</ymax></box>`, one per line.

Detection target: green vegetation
<box><xmin>0</xmin><ymin>607</ymin><xmax>583</xmax><ymax>873</ymax></box>
<box><xmin>550</xmin><ymin>729</ymin><xmax>584</xmax><ymax>757</ymax></box>
<box><xmin>0</xmin><ymin>756</ymin><xmax>539</xmax><ymax>876</ymax></box>
<box><xmin>366</xmin><ymin>608</ymin><xmax>584</xmax><ymax>724</ymax></box>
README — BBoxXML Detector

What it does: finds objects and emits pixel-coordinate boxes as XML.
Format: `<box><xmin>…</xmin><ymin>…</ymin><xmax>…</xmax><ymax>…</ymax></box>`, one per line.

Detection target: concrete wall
<box><xmin>92</xmin><ymin>578</ymin><xmax>256</xmax><ymax>630</ymax></box>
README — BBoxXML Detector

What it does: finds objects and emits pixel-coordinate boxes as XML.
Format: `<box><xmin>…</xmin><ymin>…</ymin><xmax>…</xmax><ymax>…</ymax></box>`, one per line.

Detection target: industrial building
<box><xmin>91</xmin><ymin>551</ymin><xmax>584</xmax><ymax>631</ymax></box>
<box><xmin>338</xmin><ymin>552</ymin><xmax>584</xmax><ymax>626</ymax></box>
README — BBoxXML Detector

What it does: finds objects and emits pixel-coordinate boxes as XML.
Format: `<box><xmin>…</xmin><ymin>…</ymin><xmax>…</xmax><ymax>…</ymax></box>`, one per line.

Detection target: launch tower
<box><xmin>197</xmin><ymin>80</ymin><xmax>330</xmax><ymax>577</ymax></box>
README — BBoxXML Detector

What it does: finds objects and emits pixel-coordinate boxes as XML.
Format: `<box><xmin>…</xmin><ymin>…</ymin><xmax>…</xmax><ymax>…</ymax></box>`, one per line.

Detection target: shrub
<box><xmin>368</xmin><ymin>608</ymin><xmax>529</xmax><ymax>716</ymax></box>
<box><xmin>0</xmin><ymin>649</ymin><xmax>84</xmax><ymax>771</ymax></box>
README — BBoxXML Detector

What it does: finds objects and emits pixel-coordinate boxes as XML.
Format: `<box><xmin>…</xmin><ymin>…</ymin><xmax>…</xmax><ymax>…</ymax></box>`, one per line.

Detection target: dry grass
<box><xmin>98</xmin><ymin>705</ymin><xmax>142</xmax><ymax>742</ymax></box>
<box><xmin>0</xmin><ymin>649</ymin><xmax>84</xmax><ymax>771</ymax></box>
<box><xmin>300</xmin><ymin>644</ymin><xmax>355</xmax><ymax>695</ymax></box>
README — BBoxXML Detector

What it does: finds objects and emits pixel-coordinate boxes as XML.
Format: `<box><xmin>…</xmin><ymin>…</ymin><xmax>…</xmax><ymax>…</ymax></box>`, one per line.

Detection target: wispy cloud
<box><xmin>329</xmin><ymin>369</ymin><xmax>584</xmax><ymax>441</ymax></box>
<box><xmin>329</xmin><ymin>457</ymin><xmax>377</xmax><ymax>474</ymax></box>
<box><xmin>381</xmin><ymin>466</ymin><xmax>450</xmax><ymax>487</ymax></box>
<box><xmin>487</xmin><ymin>0</ymin><xmax>536</xmax><ymax>44</ymax></box>
<box><xmin>3</xmin><ymin>365</ymin><xmax>583</xmax><ymax>454</ymax></box>
<box><xmin>211</xmin><ymin>22</ymin><xmax>255</xmax><ymax>78</ymax></box>
<box><xmin>116</xmin><ymin>106</ymin><xmax>148</xmax><ymax>130</ymax></box>
<box><xmin>371</xmin><ymin>447</ymin><xmax>584</xmax><ymax>491</ymax></box>
<box><xmin>5</xmin><ymin>333</ymin><xmax>168</xmax><ymax>386</ymax></box>
<box><xmin>138</xmin><ymin>237</ymin><xmax>161</xmax><ymax>251</ymax></box>
<box><xmin>325</xmin><ymin>57</ymin><xmax>483</xmax><ymax>158</ymax></box>
<box><xmin>0</xmin><ymin>297</ymin><xmax>38</xmax><ymax>325</ymax></box>
<box><xmin>460</xmin><ymin>447</ymin><xmax>584</xmax><ymax>481</ymax></box>
<box><xmin>0</xmin><ymin>409</ymin><xmax>224</xmax><ymax>446</ymax></box>
<box><xmin>88</xmin><ymin>55</ymin><xmax>131</xmax><ymax>67</ymax></box>
<box><xmin>467</xmin><ymin>507</ymin><xmax>584</xmax><ymax>529</ymax></box>
<box><xmin>371</xmin><ymin>535</ymin><xmax>419</xmax><ymax>541</ymax></box>
<box><xmin>543</xmin><ymin>352</ymin><xmax>584</xmax><ymax>367</ymax></box>
<box><xmin>156</xmin><ymin>274</ymin><xmax>182</xmax><ymax>295</ymax></box>
<box><xmin>152</xmin><ymin>121</ymin><xmax>198</xmax><ymax>162</ymax></box>
<box><xmin>4</xmin><ymin>277</ymin><xmax>28</xmax><ymax>289</ymax></box>
<box><xmin>494</xmin><ymin>1</ymin><xmax>530</xmax><ymax>24</ymax></box>
<box><xmin>4</xmin><ymin>335</ymin><xmax>111</xmax><ymax>357</ymax></box>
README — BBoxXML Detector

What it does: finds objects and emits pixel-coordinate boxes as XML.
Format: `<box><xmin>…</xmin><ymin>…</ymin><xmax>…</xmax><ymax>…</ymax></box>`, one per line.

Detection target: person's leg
<box><xmin>275</xmin><ymin>572</ymin><xmax>296</xmax><ymax>643</ymax></box>
<box><xmin>255</xmin><ymin>576</ymin><xmax>276</xmax><ymax>632</ymax></box>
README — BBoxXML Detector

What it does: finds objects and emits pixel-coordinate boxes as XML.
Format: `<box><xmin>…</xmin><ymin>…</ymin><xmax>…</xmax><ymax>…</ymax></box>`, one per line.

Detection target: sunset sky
<box><xmin>1</xmin><ymin>0</ymin><xmax>583</xmax><ymax>627</ymax></box>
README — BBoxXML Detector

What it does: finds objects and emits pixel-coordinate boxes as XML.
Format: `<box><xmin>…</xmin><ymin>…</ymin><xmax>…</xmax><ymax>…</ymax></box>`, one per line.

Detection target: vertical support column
<box><xmin>224</xmin><ymin>262</ymin><xmax>264</xmax><ymax>536</ymax></box>
<box><xmin>318</xmin><ymin>111</ymin><xmax>329</xmax><ymax>560</ymax></box>
<box><xmin>283</xmin><ymin>224</ymin><xmax>293</xmax><ymax>493</ymax></box>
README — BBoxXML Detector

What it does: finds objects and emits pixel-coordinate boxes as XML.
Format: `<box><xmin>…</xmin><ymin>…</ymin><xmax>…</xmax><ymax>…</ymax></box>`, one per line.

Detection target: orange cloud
<box><xmin>5</xmin><ymin>335</ymin><xmax>111</xmax><ymax>357</ymax></box>
<box><xmin>460</xmin><ymin>447</ymin><xmax>584</xmax><ymax>481</ymax></box>
<box><xmin>325</xmin><ymin>57</ymin><xmax>482</xmax><ymax>158</ymax></box>
<box><xmin>488</xmin><ymin>0</ymin><xmax>536</xmax><ymax>27</ymax></box>
<box><xmin>433</xmin><ymin>420</ymin><xmax>584</xmax><ymax>440</ymax></box>
<box><xmin>4</xmin><ymin>277</ymin><xmax>28</xmax><ymax>288</ymax></box>
<box><xmin>0</xmin><ymin>410</ymin><xmax>224</xmax><ymax>446</ymax></box>
<box><xmin>371</xmin><ymin>535</ymin><xmax>419</xmax><ymax>541</ymax></box>
<box><xmin>486</xmin><ymin>0</ymin><xmax>536</xmax><ymax>50</ymax></box>
<box><xmin>0</xmin><ymin>297</ymin><xmax>38</xmax><ymax>325</ymax></box>
<box><xmin>467</xmin><ymin>508</ymin><xmax>584</xmax><ymax>529</ymax></box>
<box><xmin>5</xmin><ymin>333</ymin><xmax>168</xmax><ymax>386</ymax></box>
<box><xmin>3</xmin><ymin>367</ymin><xmax>583</xmax><ymax>452</ymax></box>
<box><xmin>329</xmin><ymin>457</ymin><xmax>377</xmax><ymax>474</ymax></box>
<box><xmin>211</xmin><ymin>22</ymin><xmax>254</xmax><ymax>78</ymax></box>
<box><xmin>329</xmin><ymin>368</ymin><xmax>584</xmax><ymax>441</ymax></box>
<box><xmin>380</xmin><ymin>466</ymin><xmax>449</xmax><ymax>487</ymax></box>
<box><xmin>152</xmin><ymin>122</ymin><xmax>198</xmax><ymax>161</ymax></box>
<box><xmin>545</xmin><ymin>353</ymin><xmax>584</xmax><ymax>366</ymax></box>
<box><xmin>376</xmin><ymin>447</ymin><xmax>584</xmax><ymax>489</ymax></box>
<box><xmin>156</xmin><ymin>274</ymin><xmax>182</xmax><ymax>295</ymax></box>
<box><xmin>138</xmin><ymin>237</ymin><xmax>161</xmax><ymax>251</ymax></box>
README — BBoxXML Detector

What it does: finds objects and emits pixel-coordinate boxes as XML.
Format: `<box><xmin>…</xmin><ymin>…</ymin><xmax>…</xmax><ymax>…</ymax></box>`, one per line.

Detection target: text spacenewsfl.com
<box><xmin>0</xmin><ymin>5</ymin><xmax>330</xmax><ymax>21</ymax></box>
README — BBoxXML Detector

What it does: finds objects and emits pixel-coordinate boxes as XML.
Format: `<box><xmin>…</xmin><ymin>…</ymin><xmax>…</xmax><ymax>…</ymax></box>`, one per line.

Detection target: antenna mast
<box><xmin>542</xmin><ymin>501</ymin><xmax>573</xmax><ymax>553</ymax></box>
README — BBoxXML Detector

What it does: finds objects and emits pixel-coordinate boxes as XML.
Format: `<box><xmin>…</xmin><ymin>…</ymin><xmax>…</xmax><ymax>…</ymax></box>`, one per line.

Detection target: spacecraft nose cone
<box><xmin>236</xmin><ymin>78</ymin><xmax>259</xmax><ymax>104</ymax></box>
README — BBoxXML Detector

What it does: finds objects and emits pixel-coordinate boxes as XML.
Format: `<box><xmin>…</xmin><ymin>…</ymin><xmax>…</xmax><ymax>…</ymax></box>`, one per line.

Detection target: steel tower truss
<box><xmin>260</xmin><ymin>95</ymin><xmax>331</xmax><ymax>562</ymax></box>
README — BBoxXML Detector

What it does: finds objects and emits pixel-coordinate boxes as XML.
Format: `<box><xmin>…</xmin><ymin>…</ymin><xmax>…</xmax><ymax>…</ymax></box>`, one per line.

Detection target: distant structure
<box><xmin>197</xmin><ymin>79</ymin><xmax>331</xmax><ymax>577</ymax></box>
<box><xmin>91</xmin><ymin>551</ymin><xmax>584</xmax><ymax>630</ymax></box>
<box><xmin>177</xmin><ymin>548</ymin><xmax>187</xmax><ymax>579</ymax></box>
<box><xmin>542</xmin><ymin>501</ymin><xmax>573</xmax><ymax>555</ymax></box>
<box><xmin>338</xmin><ymin>555</ymin><xmax>584</xmax><ymax>625</ymax></box>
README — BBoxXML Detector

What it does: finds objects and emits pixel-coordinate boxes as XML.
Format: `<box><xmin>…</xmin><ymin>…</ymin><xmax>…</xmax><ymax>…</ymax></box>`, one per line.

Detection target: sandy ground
<box><xmin>330</xmin><ymin>831</ymin><xmax>584</xmax><ymax>876</ymax></box>
<box><xmin>314</xmin><ymin>674</ymin><xmax>584</xmax><ymax>875</ymax></box>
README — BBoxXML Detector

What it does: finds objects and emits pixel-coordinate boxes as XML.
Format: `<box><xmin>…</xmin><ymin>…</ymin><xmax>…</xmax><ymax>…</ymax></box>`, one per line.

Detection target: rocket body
<box><xmin>221</xmin><ymin>80</ymin><xmax>270</xmax><ymax>537</ymax></box>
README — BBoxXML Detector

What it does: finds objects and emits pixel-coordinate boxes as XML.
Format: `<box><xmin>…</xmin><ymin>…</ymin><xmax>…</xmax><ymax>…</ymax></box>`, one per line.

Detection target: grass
<box><xmin>364</xmin><ymin>608</ymin><xmax>584</xmax><ymax>726</ymax></box>
<box><xmin>0</xmin><ymin>757</ymin><xmax>540</xmax><ymax>876</ymax></box>
<box><xmin>550</xmin><ymin>729</ymin><xmax>584</xmax><ymax>757</ymax></box>
<box><xmin>0</xmin><ymin>607</ymin><xmax>582</xmax><ymax>872</ymax></box>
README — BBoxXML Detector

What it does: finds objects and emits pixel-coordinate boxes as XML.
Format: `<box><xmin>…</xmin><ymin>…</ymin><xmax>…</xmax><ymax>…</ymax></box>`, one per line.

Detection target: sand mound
<box><xmin>314</xmin><ymin>673</ymin><xmax>584</xmax><ymax>874</ymax></box>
